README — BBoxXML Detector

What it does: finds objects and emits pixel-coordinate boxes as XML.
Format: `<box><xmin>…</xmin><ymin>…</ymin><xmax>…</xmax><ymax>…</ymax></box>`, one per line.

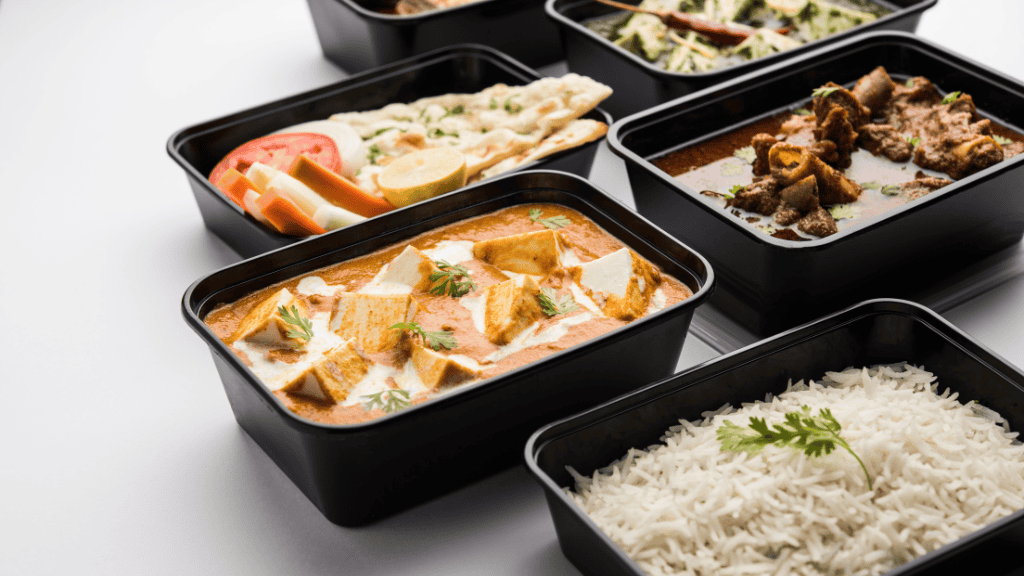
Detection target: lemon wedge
<box><xmin>378</xmin><ymin>147</ymin><xmax>467</xmax><ymax>208</ymax></box>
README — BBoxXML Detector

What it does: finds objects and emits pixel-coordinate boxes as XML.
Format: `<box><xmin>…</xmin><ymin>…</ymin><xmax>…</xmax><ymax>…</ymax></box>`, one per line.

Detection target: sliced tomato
<box><xmin>208</xmin><ymin>133</ymin><xmax>341</xmax><ymax>185</ymax></box>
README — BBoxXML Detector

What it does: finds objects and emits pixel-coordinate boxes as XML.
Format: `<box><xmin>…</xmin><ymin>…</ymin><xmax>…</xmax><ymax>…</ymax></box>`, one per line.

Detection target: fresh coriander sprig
<box><xmin>277</xmin><ymin>305</ymin><xmax>314</xmax><ymax>343</ymax></box>
<box><xmin>538</xmin><ymin>287</ymin><xmax>579</xmax><ymax>317</ymax></box>
<box><xmin>881</xmin><ymin>184</ymin><xmax>902</xmax><ymax>196</ymax></box>
<box><xmin>903</xmin><ymin>135</ymin><xmax>921</xmax><ymax>147</ymax></box>
<box><xmin>362</xmin><ymin>389</ymin><xmax>411</xmax><ymax>414</ymax></box>
<box><xmin>717</xmin><ymin>405</ymin><xmax>872</xmax><ymax>489</ymax></box>
<box><xmin>504</xmin><ymin>95</ymin><xmax>523</xmax><ymax>114</ymax></box>
<box><xmin>812</xmin><ymin>85</ymin><xmax>841</xmax><ymax>99</ymax></box>
<box><xmin>733</xmin><ymin>146</ymin><xmax>757</xmax><ymax>164</ymax></box>
<box><xmin>367</xmin><ymin>144</ymin><xmax>383</xmax><ymax>165</ymax></box>
<box><xmin>993</xmin><ymin>134</ymin><xmax>1013</xmax><ymax>146</ymax></box>
<box><xmin>529</xmin><ymin>208</ymin><xmax>571</xmax><ymax>230</ymax></box>
<box><xmin>429</xmin><ymin>261</ymin><xmax>477</xmax><ymax>298</ymax></box>
<box><xmin>793</xmin><ymin>107</ymin><xmax>813</xmax><ymax>116</ymax></box>
<box><xmin>723</xmin><ymin>184</ymin><xmax>744</xmax><ymax>199</ymax></box>
<box><xmin>389</xmin><ymin>322</ymin><xmax>458</xmax><ymax>351</ymax></box>
<box><xmin>941</xmin><ymin>91</ymin><xmax>962</xmax><ymax>105</ymax></box>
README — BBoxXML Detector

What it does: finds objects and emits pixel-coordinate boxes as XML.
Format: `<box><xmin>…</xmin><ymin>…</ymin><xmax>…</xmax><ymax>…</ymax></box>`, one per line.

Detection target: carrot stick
<box><xmin>256</xmin><ymin>189</ymin><xmax>327</xmax><ymax>237</ymax></box>
<box><xmin>215</xmin><ymin>168</ymin><xmax>261</xmax><ymax>208</ymax></box>
<box><xmin>288</xmin><ymin>154</ymin><xmax>396</xmax><ymax>217</ymax></box>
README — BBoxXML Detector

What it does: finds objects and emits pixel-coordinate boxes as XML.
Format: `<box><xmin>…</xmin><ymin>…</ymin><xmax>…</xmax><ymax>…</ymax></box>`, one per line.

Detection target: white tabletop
<box><xmin>2</xmin><ymin>0</ymin><xmax>1023</xmax><ymax>574</ymax></box>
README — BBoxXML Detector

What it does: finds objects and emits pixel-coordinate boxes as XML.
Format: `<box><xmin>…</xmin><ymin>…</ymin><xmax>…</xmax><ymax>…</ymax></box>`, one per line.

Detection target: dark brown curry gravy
<box><xmin>205</xmin><ymin>204</ymin><xmax>693</xmax><ymax>425</ymax></box>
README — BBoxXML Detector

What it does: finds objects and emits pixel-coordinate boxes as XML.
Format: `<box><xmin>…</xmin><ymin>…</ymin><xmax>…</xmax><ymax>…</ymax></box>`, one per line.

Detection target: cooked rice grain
<box><xmin>568</xmin><ymin>364</ymin><xmax>1024</xmax><ymax>576</ymax></box>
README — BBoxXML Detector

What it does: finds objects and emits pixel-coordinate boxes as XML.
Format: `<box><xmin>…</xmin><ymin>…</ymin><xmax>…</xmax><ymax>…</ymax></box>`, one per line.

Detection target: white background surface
<box><xmin>2</xmin><ymin>0</ymin><xmax>1023</xmax><ymax>574</ymax></box>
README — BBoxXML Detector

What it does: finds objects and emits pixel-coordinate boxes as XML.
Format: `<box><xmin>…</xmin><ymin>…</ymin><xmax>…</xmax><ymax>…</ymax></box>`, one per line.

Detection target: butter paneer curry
<box><xmin>204</xmin><ymin>204</ymin><xmax>692</xmax><ymax>425</ymax></box>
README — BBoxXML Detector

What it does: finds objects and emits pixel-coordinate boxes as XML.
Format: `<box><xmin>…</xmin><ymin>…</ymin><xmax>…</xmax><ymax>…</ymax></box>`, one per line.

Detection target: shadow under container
<box><xmin>527</xmin><ymin>298</ymin><xmax>1024</xmax><ymax>576</ymax></box>
<box><xmin>181</xmin><ymin>170</ymin><xmax>714</xmax><ymax>527</ymax></box>
<box><xmin>609</xmin><ymin>31</ymin><xmax>1024</xmax><ymax>338</ymax></box>
<box><xmin>546</xmin><ymin>0</ymin><xmax>937</xmax><ymax>118</ymax></box>
<box><xmin>168</xmin><ymin>44</ymin><xmax>611</xmax><ymax>259</ymax></box>
<box><xmin>306</xmin><ymin>0</ymin><xmax>564</xmax><ymax>73</ymax></box>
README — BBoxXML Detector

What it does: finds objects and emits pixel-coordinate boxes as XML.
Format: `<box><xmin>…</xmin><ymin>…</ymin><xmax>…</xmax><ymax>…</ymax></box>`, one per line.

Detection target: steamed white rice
<box><xmin>568</xmin><ymin>364</ymin><xmax>1024</xmax><ymax>576</ymax></box>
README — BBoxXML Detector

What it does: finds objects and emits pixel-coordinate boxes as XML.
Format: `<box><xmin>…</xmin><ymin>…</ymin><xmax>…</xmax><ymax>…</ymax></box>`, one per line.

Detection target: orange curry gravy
<box><xmin>204</xmin><ymin>204</ymin><xmax>693</xmax><ymax>425</ymax></box>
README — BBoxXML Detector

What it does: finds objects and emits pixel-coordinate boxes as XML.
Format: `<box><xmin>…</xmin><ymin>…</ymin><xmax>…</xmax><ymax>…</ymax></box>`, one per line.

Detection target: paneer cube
<box><xmin>329</xmin><ymin>293</ymin><xmax>418</xmax><ymax>353</ymax></box>
<box><xmin>472</xmin><ymin>230</ymin><xmax>564</xmax><ymax>276</ymax></box>
<box><xmin>362</xmin><ymin>245</ymin><xmax>441</xmax><ymax>294</ymax></box>
<box><xmin>280</xmin><ymin>340</ymin><xmax>368</xmax><ymax>404</ymax></box>
<box><xmin>231</xmin><ymin>288</ymin><xmax>310</xmax><ymax>348</ymax></box>
<box><xmin>570</xmin><ymin>248</ymin><xmax>661</xmax><ymax>321</ymax></box>
<box><xmin>481</xmin><ymin>275</ymin><xmax>544</xmax><ymax>345</ymax></box>
<box><xmin>410</xmin><ymin>344</ymin><xmax>480</xmax><ymax>390</ymax></box>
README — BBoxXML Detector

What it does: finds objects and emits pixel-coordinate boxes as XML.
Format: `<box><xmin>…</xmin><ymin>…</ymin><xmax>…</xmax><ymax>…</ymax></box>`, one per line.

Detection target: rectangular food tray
<box><xmin>306</xmin><ymin>0</ymin><xmax>563</xmax><ymax>73</ymax></box>
<box><xmin>167</xmin><ymin>44</ymin><xmax>611</xmax><ymax>259</ymax></box>
<box><xmin>526</xmin><ymin>298</ymin><xmax>1024</xmax><ymax>576</ymax></box>
<box><xmin>547</xmin><ymin>0</ymin><xmax>937</xmax><ymax>117</ymax></box>
<box><xmin>609</xmin><ymin>31</ymin><xmax>1024</xmax><ymax>338</ymax></box>
<box><xmin>181</xmin><ymin>170</ymin><xmax>714</xmax><ymax>527</ymax></box>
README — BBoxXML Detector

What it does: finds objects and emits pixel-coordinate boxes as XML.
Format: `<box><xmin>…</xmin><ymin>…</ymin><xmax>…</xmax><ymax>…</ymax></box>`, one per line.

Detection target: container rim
<box><xmin>335</xmin><ymin>0</ymin><xmax>510</xmax><ymax>22</ymax></box>
<box><xmin>544</xmin><ymin>0</ymin><xmax>938</xmax><ymax>82</ymax></box>
<box><xmin>606</xmin><ymin>30</ymin><xmax>1024</xmax><ymax>251</ymax></box>
<box><xmin>181</xmin><ymin>170</ymin><xmax>715</xmax><ymax>435</ymax></box>
<box><xmin>524</xmin><ymin>296</ymin><xmax>1024</xmax><ymax>576</ymax></box>
<box><xmin>165</xmin><ymin>44</ymin><xmax>613</xmax><ymax>244</ymax></box>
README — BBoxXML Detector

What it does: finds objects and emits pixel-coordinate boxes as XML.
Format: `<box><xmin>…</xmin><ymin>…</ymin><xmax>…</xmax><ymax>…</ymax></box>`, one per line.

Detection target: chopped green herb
<box><xmin>860</xmin><ymin>181</ymin><xmax>881</xmax><ymax>190</ymax></box>
<box><xmin>363</xmin><ymin>127</ymin><xmax>395</xmax><ymax>140</ymax></box>
<box><xmin>993</xmin><ymin>134</ymin><xmax>1013</xmax><ymax>146</ymax></box>
<box><xmin>903</xmin><ymin>135</ymin><xmax>920</xmax><ymax>147</ymax></box>
<box><xmin>277</xmin><ymin>305</ymin><xmax>313</xmax><ymax>343</ymax></box>
<box><xmin>429</xmin><ymin>260</ymin><xmax>478</xmax><ymax>298</ymax></box>
<box><xmin>504</xmin><ymin>95</ymin><xmax>523</xmax><ymax>115</ymax></box>
<box><xmin>393</xmin><ymin>116</ymin><xmax>413</xmax><ymax>122</ymax></box>
<box><xmin>538</xmin><ymin>287</ymin><xmax>579</xmax><ymax>317</ymax></box>
<box><xmin>489</xmin><ymin>98</ymin><xmax>498</xmax><ymax>110</ymax></box>
<box><xmin>441</xmin><ymin>104</ymin><xmax>466</xmax><ymax>118</ymax></box>
<box><xmin>734</xmin><ymin>146</ymin><xmax>757</xmax><ymax>164</ymax></box>
<box><xmin>905</xmin><ymin>78</ymin><xmax>915</xmax><ymax>87</ymax></box>
<box><xmin>717</xmin><ymin>405</ymin><xmax>872</xmax><ymax>489</ymax></box>
<box><xmin>428</xmin><ymin>128</ymin><xmax>459</xmax><ymax>139</ymax></box>
<box><xmin>942</xmin><ymin>91</ymin><xmax>962</xmax><ymax>105</ymax></box>
<box><xmin>388</xmin><ymin>322</ymin><xmax>458</xmax><ymax>351</ymax></box>
<box><xmin>528</xmin><ymin>208</ymin><xmax>571</xmax><ymax>230</ymax></box>
<box><xmin>418</xmin><ymin>108</ymin><xmax>428</xmax><ymax>119</ymax></box>
<box><xmin>367</xmin><ymin>144</ymin><xmax>383</xmax><ymax>165</ymax></box>
<box><xmin>881</xmin><ymin>184</ymin><xmax>902</xmax><ymax>196</ymax></box>
<box><xmin>829</xmin><ymin>204</ymin><xmax>859</xmax><ymax>220</ymax></box>
<box><xmin>362</xmin><ymin>389</ymin><xmax>411</xmax><ymax>414</ymax></box>
<box><xmin>480</xmin><ymin>128</ymin><xmax>489</xmax><ymax>134</ymax></box>
<box><xmin>812</xmin><ymin>85</ymin><xmax>841</xmax><ymax>99</ymax></box>
<box><xmin>723</xmin><ymin>184</ymin><xmax>744</xmax><ymax>199</ymax></box>
<box><xmin>794</xmin><ymin>107</ymin><xmax>813</xmax><ymax>116</ymax></box>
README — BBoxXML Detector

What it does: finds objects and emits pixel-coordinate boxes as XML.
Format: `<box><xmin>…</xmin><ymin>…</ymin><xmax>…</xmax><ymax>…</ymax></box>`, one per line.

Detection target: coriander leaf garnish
<box><xmin>993</xmin><ymin>134</ymin><xmax>1013</xmax><ymax>146</ymax></box>
<box><xmin>504</xmin><ymin>95</ymin><xmax>523</xmax><ymax>114</ymax></box>
<box><xmin>393</xmin><ymin>116</ymin><xmax>413</xmax><ymax>122</ymax></box>
<box><xmin>903</xmin><ymin>135</ymin><xmax>921</xmax><ymax>147</ymax></box>
<box><xmin>723</xmin><ymin>184</ymin><xmax>744</xmax><ymax>199</ymax></box>
<box><xmin>429</xmin><ymin>260</ymin><xmax>478</xmax><ymax>298</ymax></box>
<box><xmin>428</xmin><ymin>128</ymin><xmax>459</xmax><ymax>139</ymax></box>
<box><xmin>829</xmin><ymin>204</ymin><xmax>859</xmax><ymax>220</ymax></box>
<box><xmin>734</xmin><ymin>146</ymin><xmax>757</xmax><ymax>164</ymax></box>
<box><xmin>441</xmin><ymin>104</ymin><xmax>466</xmax><ymax>119</ymax></box>
<box><xmin>363</xmin><ymin>127</ymin><xmax>395</xmax><ymax>140</ymax></box>
<box><xmin>860</xmin><ymin>181</ymin><xmax>881</xmax><ymax>190</ymax></box>
<box><xmin>793</xmin><ymin>107</ymin><xmax>812</xmax><ymax>116</ymax></box>
<box><xmin>538</xmin><ymin>287</ymin><xmax>580</xmax><ymax>317</ymax></box>
<box><xmin>367</xmin><ymin>144</ymin><xmax>383</xmax><ymax>165</ymax></box>
<box><xmin>528</xmin><ymin>208</ymin><xmax>571</xmax><ymax>230</ymax></box>
<box><xmin>905</xmin><ymin>78</ymin><xmax>915</xmax><ymax>87</ymax></box>
<box><xmin>717</xmin><ymin>405</ymin><xmax>872</xmax><ymax>489</ymax></box>
<box><xmin>362</xmin><ymin>388</ymin><xmax>411</xmax><ymax>414</ymax></box>
<box><xmin>489</xmin><ymin>98</ymin><xmax>498</xmax><ymax>110</ymax></box>
<box><xmin>277</xmin><ymin>305</ymin><xmax>313</xmax><ymax>343</ymax></box>
<box><xmin>941</xmin><ymin>91</ymin><xmax>962</xmax><ymax>105</ymax></box>
<box><xmin>389</xmin><ymin>322</ymin><xmax>458</xmax><ymax>351</ymax></box>
<box><xmin>812</xmin><ymin>85</ymin><xmax>841</xmax><ymax>99</ymax></box>
<box><xmin>881</xmin><ymin>184</ymin><xmax>902</xmax><ymax>196</ymax></box>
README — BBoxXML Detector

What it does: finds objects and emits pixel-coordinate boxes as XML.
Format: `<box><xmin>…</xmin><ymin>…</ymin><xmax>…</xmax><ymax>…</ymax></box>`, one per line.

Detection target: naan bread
<box><xmin>326</xmin><ymin>74</ymin><xmax>612</xmax><ymax>195</ymax></box>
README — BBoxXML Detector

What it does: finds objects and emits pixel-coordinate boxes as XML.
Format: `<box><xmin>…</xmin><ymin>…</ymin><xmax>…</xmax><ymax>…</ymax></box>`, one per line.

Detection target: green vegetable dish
<box><xmin>585</xmin><ymin>0</ymin><xmax>891</xmax><ymax>74</ymax></box>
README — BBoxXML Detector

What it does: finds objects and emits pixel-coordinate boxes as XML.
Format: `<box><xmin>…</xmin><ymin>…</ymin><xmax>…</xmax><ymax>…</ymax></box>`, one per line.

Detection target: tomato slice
<box><xmin>208</xmin><ymin>133</ymin><xmax>341</xmax><ymax>185</ymax></box>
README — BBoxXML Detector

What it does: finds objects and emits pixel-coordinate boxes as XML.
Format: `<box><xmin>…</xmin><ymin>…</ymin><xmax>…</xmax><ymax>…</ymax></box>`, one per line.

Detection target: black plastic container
<box><xmin>182</xmin><ymin>170</ymin><xmax>713</xmax><ymax>527</ymax></box>
<box><xmin>547</xmin><ymin>0</ymin><xmax>937</xmax><ymax>117</ymax></box>
<box><xmin>526</xmin><ymin>298</ymin><xmax>1024</xmax><ymax>576</ymax></box>
<box><xmin>168</xmin><ymin>45</ymin><xmax>611</xmax><ymax>259</ymax></box>
<box><xmin>609</xmin><ymin>31</ymin><xmax>1024</xmax><ymax>338</ymax></box>
<box><xmin>306</xmin><ymin>0</ymin><xmax>563</xmax><ymax>73</ymax></box>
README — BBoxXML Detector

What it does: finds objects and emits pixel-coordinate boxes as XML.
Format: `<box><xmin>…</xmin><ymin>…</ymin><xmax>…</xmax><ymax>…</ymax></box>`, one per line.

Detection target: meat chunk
<box><xmin>852</xmin><ymin>66</ymin><xmax>896</xmax><ymax>115</ymax></box>
<box><xmin>780</xmin><ymin>113</ymin><xmax>816</xmax><ymax>147</ymax></box>
<box><xmin>813</xmin><ymin>107</ymin><xmax>858</xmax><ymax>169</ymax></box>
<box><xmin>778</xmin><ymin>175</ymin><xmax>819</xmax><ymax>212</ymax></box>
<box><xmin>751</xmin><ymin>133</ymin><xmax>778</xmax><ymax>176</ymax></box>
<box><xmin>813</xmin><ymin>82</ymin><xmax>871</xmax><ymax>128</ymax></box>
<box><xmin>727</xmin><ymin>175</ymin><xmax>780</xmax><ymax>215</ymax></box>
<box><xmin>797</xmin><ymin>206</ymin><xmax>839</xmax><ymax>238</ymax></box>
<box><xmin>902</xmin><ymin>175</ymin><xmax>952</xmax><ymax>201</ymax></box>
<box><xmin>857</xmin><ymin>123</ymin><xmax>913</xmax><ymax>162</ymax></box>
<box><xmin>909</xmin><ymin>94</ymin><xmax>1004</xmax><ymax>179</ymax></box>
<box><xmin>774</xmin><ymin>207</ymin><xmax>803</xmax><ymax>226</ymax></box>
<box><xmin>808</xmin><ymin>140</ymin><xmax>839</xmax><ymax>165</ymax></box>
<box><xmin>768</xmin><ymin>143</ymin><xmax>862</xmax><ymax>205</ymax></box>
